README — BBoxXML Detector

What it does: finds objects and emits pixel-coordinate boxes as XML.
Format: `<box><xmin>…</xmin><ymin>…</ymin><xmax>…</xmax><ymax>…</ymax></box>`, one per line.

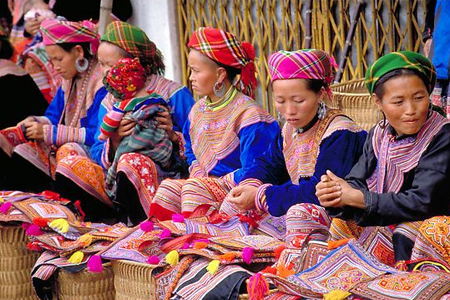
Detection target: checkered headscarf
<box><xmin>40</xmin><ymin>19</ymin><xmax>100</xmax><ymax>55</ymax></box>
<box><xmin>101</xmin><ymin>21</ymin><xmax>165</xmax><ymax>76</ymax></box>
<box><xmin>268</xmin><ymin>49</ymin><xmax>337</xmax><ymax>100</ymax></box>
<box><xmin>188</xmin><ymin>27</ymin><xmax>257</xmax><ymax>98</ymax></box>
<box><xmin>365</xmin><ymin>51</ymin><xmax>436</xmax><ymax>94</ymax></box>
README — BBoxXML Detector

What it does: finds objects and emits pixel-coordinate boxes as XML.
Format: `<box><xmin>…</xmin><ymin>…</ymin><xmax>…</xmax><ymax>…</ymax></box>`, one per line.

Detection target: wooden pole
<box><xmin>334</xmin><ymin>0</ymin><xmax>365</xmax><ymax>83</ymax></box>
<box><xmin>98</xmin><ymin>0</ymin><xmax>113</xmax><ymax>36</ymax></box>
<box><xmin>304</xmin><ymin>0</ymin><xmax>313</xmax><ymax>48</ymax></box>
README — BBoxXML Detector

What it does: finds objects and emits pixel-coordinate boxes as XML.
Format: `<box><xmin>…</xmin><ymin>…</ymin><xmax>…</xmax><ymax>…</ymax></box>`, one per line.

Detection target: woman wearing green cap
<box><xmin>314</xmin><ymin>51</ymin><xmax>450</xmax><ymax>264</ymax></box>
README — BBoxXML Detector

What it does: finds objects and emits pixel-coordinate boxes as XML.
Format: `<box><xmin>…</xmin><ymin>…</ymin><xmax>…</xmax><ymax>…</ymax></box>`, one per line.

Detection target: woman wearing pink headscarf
<box><xmin>0</xmin><ymin>19</ymin><xmax>112</xmax><ymax>219</ymax></box>
<box><xmin>226</xmin><ymin>49</ymin><xmax>367</xmax><ymax>245</ymax></box>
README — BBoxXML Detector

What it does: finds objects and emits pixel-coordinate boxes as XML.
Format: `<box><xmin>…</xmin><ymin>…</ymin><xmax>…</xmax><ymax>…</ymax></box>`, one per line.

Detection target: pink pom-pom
<box><xmin>146</xmin><ymin>255</ymin><xmax>160</xmax><ymax>265</ymax></box>
<box><xmin>242</xmin><ymin>247</ymin><xmax>254</xmax><ymax>265</ymax></box>
<box><xmin>159</xmin><ymin>229</ymin><xmax>171</xmax><ymax>239</ymax></box>
<box><xmin>247</xmin><ymin>273</ymin><xmax>269</xmax><ymax>300</ymax></box>
<box><xmin>26</xmin><ymin>224</ymin><xmax>44</xmax><ymax>236</ymax></box>
<box><xmin>139</xmin><ymin>220</ymin><xmax>154</xmax><ymax>232</ymax></box>
<box><xmin>172</xmin><ymin>213</ymin><xmax>185</xmax><ymax>223</ymax></box>
<box><xmin>0</xmin><ymin>202</ymin><xmax>12</xmax><ymax>214</ymax></box>
<box><xmin>87</xmin><ymin>255</ymin><xmax>103</xmax><ymax>273</ymax></box>
<box><xmin>181</xmin><ymin>242</ymin><xmax>190</xmax><ymax>249</ymax></box>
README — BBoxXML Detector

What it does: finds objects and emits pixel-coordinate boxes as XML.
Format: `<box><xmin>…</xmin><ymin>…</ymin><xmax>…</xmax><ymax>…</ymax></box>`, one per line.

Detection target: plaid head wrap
<box><xmin>188</xmin><ymin>27</ymin><xmax>257</xmax><ymax>98</ymax></box>
<box><xmin>268</xmin><ymin>49</ymin><xmax>337</xmax><ymax>100</ymax></box>
<box><xmin>101</xmin><ymin>21</ymin><xmax>165</xmax><ymax>76</ymax></box>
<box><xmin>103</xmin><ymin>57</ymin><xmax>147</xmax><ymax>101</ymax></box>
<box><xmin>40</xmin><ymin>19</ymin><xmax>100</xmax><ymax>55</ymax></box>
<box><xmin>365</xmin><ymin>51</ymin><xmax>436</xmax><ymax>94</ymax></box>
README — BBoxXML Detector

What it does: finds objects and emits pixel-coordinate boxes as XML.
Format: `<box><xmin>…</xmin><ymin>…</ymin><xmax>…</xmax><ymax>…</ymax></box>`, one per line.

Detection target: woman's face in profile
<box><xmin>273</xmin><ymin>78</ymin><xmax>322</xmax><ymax>129</ymax></box>
<box><xmin>375</xmin><ymin>74</ymin><xmax>429</xmax><ymax>136</ymax></box>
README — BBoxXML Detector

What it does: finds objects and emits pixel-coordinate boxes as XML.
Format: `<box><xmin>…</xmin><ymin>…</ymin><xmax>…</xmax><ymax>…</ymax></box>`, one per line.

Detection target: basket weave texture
<box><xmin>0</xmin><ymin>225</ymin><xmax>40</xmax><ymax>300</ymax></box>
<box><xmin>54</xmin><ymin>263</ymin><xmax>115</xmax><ymax>300</ymax></box>
<box><xmin>330</xmin><ymin>78</ymin><xmax>377</xmax><ymax>131</ymax></box>
<box><xmin>112</xmin><ymin>260</ymin><xmax>157</xmax><ymax>300</ymax></box>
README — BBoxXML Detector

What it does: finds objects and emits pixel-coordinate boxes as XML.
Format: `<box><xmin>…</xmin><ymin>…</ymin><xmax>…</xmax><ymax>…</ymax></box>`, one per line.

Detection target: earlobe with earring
<box><xmin>317</xmin><ymin>101</ymin><xmax>327</xmax><ymax>119</ymax></box>
<box><xmin>75</xmin><ymin>57</ymin><xmax>89</xmax><ymax>73</ymax></box>
<box><xmin>213</xmin><ymin>81</ymin><xmax>226</xmax><ymax>98</ymax></box>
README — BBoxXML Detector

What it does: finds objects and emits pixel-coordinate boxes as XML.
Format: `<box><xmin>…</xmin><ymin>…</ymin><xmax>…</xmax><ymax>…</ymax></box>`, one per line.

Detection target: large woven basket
<box><xmin>331</xmin><ymin>78</ymin><xmax>378</xmax><ymax>131</ymax></box>
<box><xmin>0</xmin><ymin>225</ymin><xmax>40</xmax><ymax>300</ymax></box>
<box><xmin>54</xmin><ymin>263</ymin><xmax>115</xmax><ymax>300</ymax></box>
<box><xmin>112</xmin><ymin>260</ymin><xmax>157</xmax><ymax>300</ymax></box>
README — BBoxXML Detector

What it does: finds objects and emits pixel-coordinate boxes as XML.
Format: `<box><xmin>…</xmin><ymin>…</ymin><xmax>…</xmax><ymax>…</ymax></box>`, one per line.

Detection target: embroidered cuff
<box><xmin>102</xmin><ymin>139</ymin><xmax>113</xmax><ymax>169</ymax></box>
<box><xmin>221</xmin><ymin>172</ymin><xmax>236</xmax><ymax>190</ymax></box>
<box><xmin>239</xmin><ymin>178</ymin><xmax>263</xmax><ymax>188</ymax></box>
<box><xmin>255</xmin><ymin>183</ymin><xmax>271</xmax><ymax>213</ymax></box>
<box><xmin>42</xmin><ymin>124</ymin><xmax>53</xmax><ymax>145</ymax></box>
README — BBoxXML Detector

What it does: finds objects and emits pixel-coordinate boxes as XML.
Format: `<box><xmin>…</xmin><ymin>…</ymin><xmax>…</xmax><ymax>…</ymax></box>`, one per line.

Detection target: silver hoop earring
<box><xmin>317</xmin><ymin>101</ymin><xmax>327</xmax><ymax>120</ymax></box>
<box><xmin>277</xmin><ymin>111</ymin><xmax>284</xmax><ymax>121</ymax></box>
<box><xmin>213</xmin><ymin>81</ymin><xmax>226</xmax><ymax>98</ymax></box>
<box><xmin>75</xmin><ymin>57</ymin><xmax>89</xmax><ymax>73</ymax></box>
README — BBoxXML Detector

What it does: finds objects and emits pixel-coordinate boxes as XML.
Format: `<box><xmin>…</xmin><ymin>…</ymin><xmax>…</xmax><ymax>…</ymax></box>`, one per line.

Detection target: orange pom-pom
<box><xmin>261</xmin><ymin>266</ymin><xmax>277</xmax><ymax>275</ymax></box>
<box><xmin>327</xmin><ymin>238</ymin><xmax>350</xmax><ymax>250</ymax></box>
<box><xmin>276</xmin><ymin>262</ymin><xmax>295</xmax><ymax>278</ymax></box>
<box><xmin>193</xmin><ymin>242</ymin><xmax>208</xmax><ymax>249</ymax></box>
<box><xmin>273</xmin><ymin>245</ymin><xmax>287</xmax><ymax>259</ymax></box>
<box><xmin>247</xmin><ymin>273</ymin><xmax>269</xmax><ymax>300</ymax></box>
<box><xmin>33</xmin><ymin>217</ymin><xmax>50</xmax><ymax>228</ymax></box>
<box><xmin>218</xmin><ymin>253</ymin><xmax>237</xmax><ymax>262</ymax></box>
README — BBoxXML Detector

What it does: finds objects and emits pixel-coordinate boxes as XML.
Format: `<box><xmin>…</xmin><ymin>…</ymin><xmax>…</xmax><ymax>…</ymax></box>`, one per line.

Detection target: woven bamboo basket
<box><xmin>0</xmin><ymin>225</ymin><xmax>40</xmax><ymax>300</ymax></box>
<box><xmin>54</xmin><ymin>263</ymin><xmax>115</xmax><ymax>300</ymax></box>
<box><xmin>112</xmin><ymin>260</ymin><xmax>157</xmax><ymax>300</ymax></box>
<box><xmin>331</xmin><ymin>78</ymin><xmax>378</xmax><ymax>131</ymax></box>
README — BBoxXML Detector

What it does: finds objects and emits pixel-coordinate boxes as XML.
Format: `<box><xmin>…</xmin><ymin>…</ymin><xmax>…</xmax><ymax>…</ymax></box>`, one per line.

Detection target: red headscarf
<box><xmin>103</xmin><ymin>58</ymin><xmax>147</xmax><ymax>100</ymax></box>
<box><xmin>188</xmin><ymin>27</ymin><xmax>257</xmax><ymax>98</ymax></box>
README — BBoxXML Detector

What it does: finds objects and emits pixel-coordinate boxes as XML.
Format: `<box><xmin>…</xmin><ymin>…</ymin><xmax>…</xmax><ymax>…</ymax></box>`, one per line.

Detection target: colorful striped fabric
<box><xmin>365</xmin><ymin>51</ymin><xmax>436</xmax><ymax>94</ymax></box>
<box><xmin>40</xmin><ymin>19</ymin><xmax>99</xmax><ymax>54</ymax></box>
<box><xmin>268</xmin><ymin>49</ymin><xmax>337</xmax><ymax>99</ymax></box>
<box><xmin>188</xmin><ymin>27</ymin><xmax>257</xmax><ymax>98</ymax></box>
<box><xmin>366</xmin><ymin>111</ymin><xmax>448</xmax><ymax>193</ymax></box>
<box><xmin>101</xmin><ymin>21</ymin><xmax>165</xmax><ymax>76</ymax></box>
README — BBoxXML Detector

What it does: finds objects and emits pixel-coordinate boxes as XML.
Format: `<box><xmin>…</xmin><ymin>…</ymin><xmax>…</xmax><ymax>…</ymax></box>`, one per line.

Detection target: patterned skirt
<box><xmin>431</xmin><ymin>80</ymin><xmax>450</xmax><ymax>119</ymax></box>
<box><xmin>149</xmin><ymin>176</ymin><xmax>235</xmax><ymax>221</ymax></box>
<box><xmin>56</xmin><ymin>150</ymin><xmax>174</xmax><ymax>214</ymax></box>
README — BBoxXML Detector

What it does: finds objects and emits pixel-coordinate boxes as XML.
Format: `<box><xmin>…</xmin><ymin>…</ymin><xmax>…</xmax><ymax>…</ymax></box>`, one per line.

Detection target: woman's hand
<box><xmin>24</xmin><ymin>121</ymin><xmax>44</xmax><ymax>140</ymax></box>
<box><xmin>17</xmin><ymin>116</ymin><xmax>37</xmax><ymax>128</ymax></box>
<box><xmin>24</xmin><ymin>17</ymin><xmax>42</xmax><ymax>36</ymax></box>
<box><xmin>227</xmin><ymin>185</ymin><xmax>258</xmax><ymax>212</ymax></box>
<box><xmin>315</xmin><ymin>170</ymin><xmax>365</xmax><ymax>209</ymax></box>
<box><xmin>155</xmin><ymin>106</ymin><xmax>177</xmax><ymax>142</ymax></box>
<box><xmin>110</xmin><ymin>118</ymin><xmax>136</xmax><ymax>151</ymax></box>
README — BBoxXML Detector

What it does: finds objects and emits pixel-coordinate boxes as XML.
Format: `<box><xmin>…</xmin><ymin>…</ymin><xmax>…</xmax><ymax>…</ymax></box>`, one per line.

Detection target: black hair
<box><xmin>304</xmin><ymin>79</ymin><xmax>328</xmax><ymax>94</ymax></box>
<box><xmin>215</xmin><ymin>60</ymin><xmax>241</xmax><ymax>82</ymax></box>
<box><xmin>0</xmin><ymin>39</ymin><xmax>14</xmax><ymax>60</ymax></box>
<box><xmin>57</xmin><ymin>42</ymin><xmax>93</xmax><ymax>60</ymax></box>
<box><xmin>373</xmin><ymin>68</ymin><xmax>430</xmax><ymax>99</ymax></box>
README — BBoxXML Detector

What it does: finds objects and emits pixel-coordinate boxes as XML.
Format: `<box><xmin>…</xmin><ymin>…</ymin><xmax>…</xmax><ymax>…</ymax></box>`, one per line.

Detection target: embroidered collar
<box><xmin>292</xmin><ymin>114</ymin><xmax>319</xmax><ymax>138</ymax></box>
<box><xmin>205</xmin><ymin>86</ymin><xmax>237</xmax><ymax>111</ymax></box>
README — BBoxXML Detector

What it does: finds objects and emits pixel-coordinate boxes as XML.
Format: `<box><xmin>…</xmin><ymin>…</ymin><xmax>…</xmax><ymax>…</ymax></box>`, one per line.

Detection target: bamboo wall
<box><xmin>177</xmin><ymin>0</ymin><xmax>426</xmax><ymax>114</ymax></box>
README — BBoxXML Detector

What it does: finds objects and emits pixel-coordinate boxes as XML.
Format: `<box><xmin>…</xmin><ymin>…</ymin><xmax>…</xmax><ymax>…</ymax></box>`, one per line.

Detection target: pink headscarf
<box><xmin>268</xmin><ymin>49</ymin><xmax>337</xmax><ymax>100</ymax></box>
<box><xmin>40</xmin><ymin>19</ymin><xmax>100</xmax><ymax>55</ymax></box>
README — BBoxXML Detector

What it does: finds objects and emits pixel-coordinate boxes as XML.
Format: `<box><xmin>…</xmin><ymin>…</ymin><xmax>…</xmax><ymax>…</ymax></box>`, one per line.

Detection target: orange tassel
<box><xmin>261</xmin><ymin>266</ymin><xmax>277</xmax><ymax>275</ymax></box>
<box><xmin>328</xmin><ymin>239</ymin><xmax>350</xmax><ymax>250</ymax></box>
<box><xmin>218</xmin><ymin>253</ymin><xmax>237</xmax><ymax>262</ymax></box>
<box><xmin>276</xmin><ymin>262</ymin><xmax>295</xmax><ymax>278</ymax></box>
<box><xmin>33</xmin><ymin>217</ymin><xmax>50</xmax><ymax>228</ymax></box>
<box><xmin>193</xmin><ymin>242</ymin><xmax>208</xmax><ymax>249</ymax></box>
<box><xmin>273</xmin><ymin>245</ymin><xmax>286</xmax><ymax>259</ymax></box>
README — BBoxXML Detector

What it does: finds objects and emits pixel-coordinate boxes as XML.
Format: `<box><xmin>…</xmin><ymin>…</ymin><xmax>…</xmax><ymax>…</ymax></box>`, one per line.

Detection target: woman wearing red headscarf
<box><xmin>149</xmin><ymin>27</ymin><xmax>280</xmax><ymax>221</ymax></box>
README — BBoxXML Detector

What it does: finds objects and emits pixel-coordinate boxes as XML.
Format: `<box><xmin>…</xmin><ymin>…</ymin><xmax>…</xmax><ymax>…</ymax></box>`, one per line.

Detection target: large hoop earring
<box><xmin>213</xmin><ymin>81</ymin><xmax>226</xmax><ymax>98</ymax></box>
<box><xmin>75</xmin><ymin>57</ymin><xmax>89</xmax><ymax>73</ymax></box>
<box><xmin>378</xmin><ymin>110</ymin><xmax>387</xmax><ymax>129</ymax></box>
<box><xmin>317</xmin><ymin>101</ymin><xmax>327</xmax><ymax>120</ymax></box>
